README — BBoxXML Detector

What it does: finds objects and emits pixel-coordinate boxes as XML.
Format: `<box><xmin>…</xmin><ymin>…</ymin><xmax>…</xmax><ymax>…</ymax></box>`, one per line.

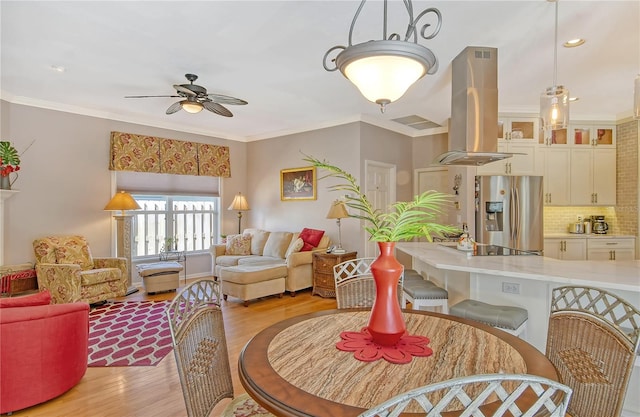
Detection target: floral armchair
<box><xmin>33</xmin><ymin>235</ymin><xmax>128</xmax><ymax>304</ymax></box>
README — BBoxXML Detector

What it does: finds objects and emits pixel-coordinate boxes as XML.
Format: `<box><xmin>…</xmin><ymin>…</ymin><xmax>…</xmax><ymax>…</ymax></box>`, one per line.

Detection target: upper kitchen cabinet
<box><xmin>570</xmin><ymin>147</ymin><xmax>616</xmax><ymax>205</ymax></box>
<box><xmin>477</xmin><ymin>116</ymin><xmax>537</xmax><ymax>175</ymax></box>
<box><xmin>498</xmin><ymin>116</ymin><xmax>538</xmax><ymax>142</ymax></box>
<box><xmin>570</xmin><ymin>123</ymin><xmax>616</xmax><ymax>147</ymax></box>
<box><xmin>539</xmin><ymin>128</ymin><xmax>570</xmax><ymax>146</ymax></box>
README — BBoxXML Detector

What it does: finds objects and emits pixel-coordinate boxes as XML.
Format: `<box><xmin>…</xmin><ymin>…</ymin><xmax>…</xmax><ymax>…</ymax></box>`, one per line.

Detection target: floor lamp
<box><xmin>228</xmin><ymin>192</ymin><xmax>250</xmax><ymax>234</ymax></box>
<box><xmin>104</xmin><ymin>191</ymin><xmax>141</xmax><ymax>295</ymax></box>
<box><xmin>326</xmin><ymin>200</ymin><xmax>349</xmax><ymax>254</ymax></box>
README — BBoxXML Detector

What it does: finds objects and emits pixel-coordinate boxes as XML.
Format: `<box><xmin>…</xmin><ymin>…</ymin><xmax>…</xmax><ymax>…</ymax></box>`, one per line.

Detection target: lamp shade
<box><xmin>104</xmin><ymin>191</ymin><xmax>141</xmax><ymax>215</ymax></box>
<box><xmin>540</xmin><ymin>85</ymin><xmax>569</xmax><ymax>130</ymax></box>
<box><xmin>335</xmin><ymin>41</ymin><xmax>436</xmax><ymax>109</ymax></box>
<box><xmin>228</xmin><ymin>192</ymin><xmax>250</xmax><ymax>211</ymax></box>
<box><xmin>180</xmin><ymin>100</ymin><xmax>203</xmax><ymax>114</ymax></box>
<box><xmin>326</xmin><ymin>200</ymin><xmax>349</xmax><ymax>219</ymax></box>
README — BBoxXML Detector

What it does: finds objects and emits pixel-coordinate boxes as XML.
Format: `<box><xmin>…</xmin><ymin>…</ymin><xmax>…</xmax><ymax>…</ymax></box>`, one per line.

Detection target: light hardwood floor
<box><xmin>10</xmin><ymin>279</ymin><xmax>336</xmax><ymax>417</ymax></box>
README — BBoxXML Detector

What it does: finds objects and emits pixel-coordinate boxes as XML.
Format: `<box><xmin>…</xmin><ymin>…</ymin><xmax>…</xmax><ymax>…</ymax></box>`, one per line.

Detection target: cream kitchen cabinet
<box><xmin>544</xmin><ymin>238</ymin><xmax>587</xmax><ymax>260</ymax></box>
<box><xmin>571</xmin><ymin>124</ymin><xmax>615</xmax><ymax>148</ymax></box>
<box><xmin>477</xmin><ymin>116</ymin><xmax>538</xmax><ymax>175</ymax></box>
<box><xmin>476</xmin><ymin>141</ymin><xmax>537</xmax><ymax>175</ymax></box>
<box><xmin>587</xmin><ymin>238</ymin><xmax>635</xmax><ymax>261</ymax></box>
<box><xmin>539</xmin><ymin>127</ymin><xmax>570</xmax><ymax>146</ymax></box>
<box><xmin>569</xmin><ymin>148</ymin><xmax>616</xmax><ymax>205</ymax></box>
<box><xmin>537</xmin><ymin>147</ymin><xmax>571</xmax><ymax>206</ymax></box>
<box><xmin>498</xmin><ymin>116</ymin><xmax>538</xmax><ymax>142</ymax></box>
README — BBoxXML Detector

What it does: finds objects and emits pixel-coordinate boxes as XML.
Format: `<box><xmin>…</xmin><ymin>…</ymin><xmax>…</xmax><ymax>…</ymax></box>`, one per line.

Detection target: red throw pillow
<box><xmin>0</xmin><ymin>290</ymin><xmax>51</xmax><ymax>308</ymax></box>
<box><xmin>299</xmin><ymin>228</ymin><xmax>325</xmax><ymax>251</ymax></box>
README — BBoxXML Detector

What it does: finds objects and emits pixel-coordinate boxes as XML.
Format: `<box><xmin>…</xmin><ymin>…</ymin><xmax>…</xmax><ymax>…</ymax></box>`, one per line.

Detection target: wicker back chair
<box><xmin>166</xmin><ymin>279</ymin><xmax>273</xmax><ymax>417</ymax></box>
<box><xmin>333</xmin><ymin>257</ymin><xmax>403</xmax><ymax>309</ymax></box>
<box><xmin>546</xmin><ymin>285</ymin><xmax>640</xmax><ymax>417</ymax></box>
<box><xmin>357</xmin><ymin>373</ymin><xmax>572</xmax><ymax>417</ymax></box>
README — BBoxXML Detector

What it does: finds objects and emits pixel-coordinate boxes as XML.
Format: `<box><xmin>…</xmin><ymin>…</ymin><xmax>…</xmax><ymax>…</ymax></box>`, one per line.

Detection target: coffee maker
<box><xmin>591</xmin><ymin>215</ymin><xmax>609</xmax><ymax>234</ymax></box>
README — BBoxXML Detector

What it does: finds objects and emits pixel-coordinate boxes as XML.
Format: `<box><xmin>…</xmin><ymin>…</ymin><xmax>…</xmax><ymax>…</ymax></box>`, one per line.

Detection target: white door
<box><xmin>364</xmin><ymin>161</ymin><xmax>396</xmax><ymax>257</ymax></box>
<box><xmin>415</xmin><ymin>167</ymin><xmax>450</xmax><ymax>232</ymax></box>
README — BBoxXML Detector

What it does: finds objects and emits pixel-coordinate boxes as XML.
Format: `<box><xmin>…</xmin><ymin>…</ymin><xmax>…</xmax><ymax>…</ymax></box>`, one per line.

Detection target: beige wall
<box><xmin>1</xmin><ymin>101</ymin><xmax>246</xmax><ymax>278</ymax></box>
<box><xmin>246</xmin><ymin>122</ymin><xmax>363</xmax><ymax>253</ymax></box>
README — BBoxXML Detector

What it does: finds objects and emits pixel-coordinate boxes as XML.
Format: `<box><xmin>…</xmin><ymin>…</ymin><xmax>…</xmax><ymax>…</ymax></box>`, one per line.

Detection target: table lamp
<box><xmin>104</xmin><ymin>191</ymin><xmax>141</xmax><ymax>295</ymax></box>
<box><xmin>228</xmin><ymin>192</ymin><xmax>250</xmax><ymax>234</ymax></box>
<box><xmin>326</xmin><ymin>200</ymin><xmax>349</xmax><ymax>254</ymax></box>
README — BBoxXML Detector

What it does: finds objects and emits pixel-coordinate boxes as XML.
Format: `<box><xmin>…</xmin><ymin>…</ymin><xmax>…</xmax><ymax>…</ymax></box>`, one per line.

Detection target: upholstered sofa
<box><xmin>33</xmin><ymin>235</ymin><xmax>128</xmax><ymax>304</ymax></box>
<box><xmin>210</xmin><ymin>228</ymin><xmax>330</xmax><ymax>295</ymax></box>
<box><xmin>0</xmin><ymin>291</ymin><xmax>89</xmax><ymax>414</ymax></box>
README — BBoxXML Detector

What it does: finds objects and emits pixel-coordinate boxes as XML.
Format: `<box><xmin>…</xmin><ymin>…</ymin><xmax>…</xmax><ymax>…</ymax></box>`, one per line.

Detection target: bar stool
<box><xmin>450</xmin><ymin>299</ymin><xmax>528</xmax><ymax>338</ymax></box>
<box><xmin>402</xmin><ymin>269</ymin><xmax>449</xmax><ymax>313</ymax></box>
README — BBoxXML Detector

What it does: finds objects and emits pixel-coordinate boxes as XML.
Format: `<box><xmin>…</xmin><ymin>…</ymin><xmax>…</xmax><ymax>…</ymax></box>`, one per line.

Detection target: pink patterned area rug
<box><xmin>88</xmin><ymin>300</ymin><xmax>173</xmax><ymax>367</ymax></box>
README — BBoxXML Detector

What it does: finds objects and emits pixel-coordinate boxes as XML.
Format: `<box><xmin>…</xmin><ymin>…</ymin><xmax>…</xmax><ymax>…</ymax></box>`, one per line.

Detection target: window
<box><xmin>131</xmin><ymin>194</ymin><xmax>219</xmax><ymax>258</ymax></box>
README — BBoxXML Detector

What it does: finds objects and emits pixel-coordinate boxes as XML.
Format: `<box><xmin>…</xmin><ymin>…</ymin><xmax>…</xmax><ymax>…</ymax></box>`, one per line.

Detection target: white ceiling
<box><xmin>1</xmin><ymin>1</ymin><xmax>638</xmax><ymax>142</ymax></box>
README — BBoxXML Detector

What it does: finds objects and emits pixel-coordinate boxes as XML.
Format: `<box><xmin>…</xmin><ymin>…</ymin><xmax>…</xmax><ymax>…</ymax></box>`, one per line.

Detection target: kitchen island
<box><xmin>397</xmin><ymin>241</ymin><xmax>640</xmax><ymax>416</ymax></box>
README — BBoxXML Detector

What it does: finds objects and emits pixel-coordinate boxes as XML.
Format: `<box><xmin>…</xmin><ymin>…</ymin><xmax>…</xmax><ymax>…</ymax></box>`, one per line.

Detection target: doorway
<box><xmin>364</xmin><ymin>160</ymin><xmax>396</xmax><ymax>257</ymax></box>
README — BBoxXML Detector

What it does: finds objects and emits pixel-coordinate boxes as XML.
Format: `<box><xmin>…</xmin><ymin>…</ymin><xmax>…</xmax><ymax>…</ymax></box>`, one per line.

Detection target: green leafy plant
<box><xmin>304</xmin><ymin>155</ymin><xmax>461</xmax><ymax>242</ymax></box>
<box><xmin>0</xmin><ymin>141</ymin><xmax>20</xmax><ymax>177</ymax></box>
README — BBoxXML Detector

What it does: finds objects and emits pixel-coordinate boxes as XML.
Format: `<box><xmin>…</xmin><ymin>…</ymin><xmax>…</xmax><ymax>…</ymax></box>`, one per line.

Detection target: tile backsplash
<box><xmin>544</xmin><ymin>207</ymin><xmax>619</xmax><ymax>234</ymax></box>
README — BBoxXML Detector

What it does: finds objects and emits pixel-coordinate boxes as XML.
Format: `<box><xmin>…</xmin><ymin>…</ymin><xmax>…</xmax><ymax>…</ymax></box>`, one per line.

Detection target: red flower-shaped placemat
<box><xmin>336</xmin><ymin>327</ymin><xmax>433</xmax><ymax>364</ymax></box>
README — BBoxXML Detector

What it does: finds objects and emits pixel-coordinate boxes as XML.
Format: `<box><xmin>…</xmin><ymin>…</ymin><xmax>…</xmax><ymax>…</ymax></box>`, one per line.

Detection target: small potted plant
<box><xmin>0</xmin><ymin>141</ymin><xmax>20</xmax><ymax>190</ymax></box>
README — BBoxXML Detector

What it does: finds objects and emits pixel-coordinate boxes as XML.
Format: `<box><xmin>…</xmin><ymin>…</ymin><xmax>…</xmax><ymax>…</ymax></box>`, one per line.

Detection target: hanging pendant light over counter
<box><xmin>540</xmin><ymin>0</ymin><xmax>569</xmax><ymax>130</ymax></box>
<box><xmin>323</xmin><ymin>0</ymin><xmax>442</xmax><ymax>113</ymax></box>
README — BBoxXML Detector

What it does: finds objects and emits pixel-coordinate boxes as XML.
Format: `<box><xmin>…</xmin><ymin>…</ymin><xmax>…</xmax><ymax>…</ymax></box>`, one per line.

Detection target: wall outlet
<box><xmin>502</xmin><ymin>282</ymin><xmax>520</xmax><ymax>294</ymax></box>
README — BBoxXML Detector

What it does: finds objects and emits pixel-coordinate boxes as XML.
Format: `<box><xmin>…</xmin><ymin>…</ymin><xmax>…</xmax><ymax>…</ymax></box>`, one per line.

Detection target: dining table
<box><xmin>238</xmin><ymin>309</ymin><xmax>559</xmax><ymax>417</ymax></box>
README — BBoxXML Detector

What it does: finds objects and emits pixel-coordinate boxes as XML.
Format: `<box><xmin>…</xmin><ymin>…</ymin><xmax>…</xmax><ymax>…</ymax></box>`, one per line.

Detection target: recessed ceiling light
<box><xmin>50</xmin><ymin>65</ymin><xmax>65</xmax><ymax>73</ymax></box>
<box><xmin>569</xmin><ymin>97</ymin><xmax>579</xmax><ymax>102</ymax></box>
<box><xmin>564</xmin><ymin>38</ymin><xmax>585</xmax><ymax>48</ymax></box>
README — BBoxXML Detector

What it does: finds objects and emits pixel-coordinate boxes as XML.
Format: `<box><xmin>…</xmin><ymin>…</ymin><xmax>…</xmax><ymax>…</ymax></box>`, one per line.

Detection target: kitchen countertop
<box><xmin>544</xmin><ymin>233</ymin><xmax>636</xmax><ymax>239</ymax></box>
<box><xmin>396</xmin><ymin>242</ymin><xmax>640</xmax><ymax>293</ymax></box>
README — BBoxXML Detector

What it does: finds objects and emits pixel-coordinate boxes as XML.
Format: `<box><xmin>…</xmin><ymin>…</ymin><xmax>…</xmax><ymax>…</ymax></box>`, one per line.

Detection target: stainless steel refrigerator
<box><xmin>474</xmin><ymin>175</ymin><xmax>544</xmax><ymax>254</ymax></box>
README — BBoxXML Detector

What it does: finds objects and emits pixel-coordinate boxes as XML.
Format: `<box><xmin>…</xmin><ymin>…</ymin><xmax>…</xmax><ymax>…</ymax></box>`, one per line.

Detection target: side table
<box><xmin>159</xmin><ymin>250</ymin><xmax>186</xmax><ymax>285</ymax></box>
<box><xmin>312</xmin><ymin>251</ymin><xmax>357</xmax><ymax>298</ymax></box>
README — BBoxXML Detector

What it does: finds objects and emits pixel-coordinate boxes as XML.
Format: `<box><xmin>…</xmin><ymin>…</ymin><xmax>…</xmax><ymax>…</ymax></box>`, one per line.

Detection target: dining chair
<box><xmin>546</xmin><ymin>286</ymin><xmax>640</xmax><ymax>417</ymax></box>
<box><xmin>166</xmin><ymin>279</ymin><xmax>274</xmax><ymax>417</ymax></box>
<box><xmin>358</xmin><ymin>373</ymin><xmax>572</xmax><ymax>417</ymax></box>
<box><xmin>333</xmin><ymin>257</ymin><xmax>403</xmax><ymax>309</ymax></box>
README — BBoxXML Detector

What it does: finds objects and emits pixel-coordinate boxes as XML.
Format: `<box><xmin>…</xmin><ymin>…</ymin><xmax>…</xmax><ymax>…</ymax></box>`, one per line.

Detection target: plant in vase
<box><xmin>0</xmin><ymin>141</ymin><xmax>20</xmax><ymax>190</ymax></box>
<box><xmin>304</xmin><ymin>155</ymin><xmax>460</xmax><ymax>353</ymax></box>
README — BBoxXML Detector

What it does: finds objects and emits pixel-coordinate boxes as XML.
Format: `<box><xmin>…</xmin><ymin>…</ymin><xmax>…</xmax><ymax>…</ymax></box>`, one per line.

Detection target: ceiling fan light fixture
<box><xmin>180</xmin><ymin>100</ymin><xmax>203</xmax><ymax>114</ymax></box>
<box><xmin>323</xmin><ymin>0</ymin><xmax>442</xmax><ymax>113</ymax></box>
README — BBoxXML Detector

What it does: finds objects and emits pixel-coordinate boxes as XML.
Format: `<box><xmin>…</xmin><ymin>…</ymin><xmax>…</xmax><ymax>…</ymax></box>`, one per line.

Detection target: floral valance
<box><xmin>109</xmin><ymin>131</ymin><xmax>231</xmax><ymax>178</ymax></box>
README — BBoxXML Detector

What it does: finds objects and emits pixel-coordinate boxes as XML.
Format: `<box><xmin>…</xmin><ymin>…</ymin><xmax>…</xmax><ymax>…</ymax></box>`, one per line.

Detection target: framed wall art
<box><xmin>280</xmin><ymin>166</ymin><xmax>316</xmax><ymax>201</ymax></box>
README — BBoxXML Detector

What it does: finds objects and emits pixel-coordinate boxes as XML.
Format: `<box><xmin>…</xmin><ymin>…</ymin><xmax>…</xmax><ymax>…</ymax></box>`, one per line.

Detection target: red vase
<box><xmin>367</xmin><ymin>241</ymin><xmax>406</xmax><ymax>346</ymax></box>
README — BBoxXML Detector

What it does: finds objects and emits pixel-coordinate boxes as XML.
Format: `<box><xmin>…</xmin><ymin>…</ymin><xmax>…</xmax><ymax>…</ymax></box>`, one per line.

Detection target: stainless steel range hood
<box><xmin>434</xmin><ymin>47</ymin><xmax>513</xmax><ymax>166</ymax></box>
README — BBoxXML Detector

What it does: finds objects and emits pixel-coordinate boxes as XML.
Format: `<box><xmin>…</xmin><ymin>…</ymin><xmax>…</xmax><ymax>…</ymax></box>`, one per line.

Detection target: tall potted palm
<box><xmin>304</xmin><ymin>155</ymin><xmax>460</xmax><ymax>347</ymax></box>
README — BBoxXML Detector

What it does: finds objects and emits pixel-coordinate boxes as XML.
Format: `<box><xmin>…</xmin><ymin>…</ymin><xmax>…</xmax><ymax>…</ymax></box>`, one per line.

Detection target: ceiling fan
<box><xmin>125</xmin><ymin>73</ymin><xmax>247</xmax><ymax>117</ymax></box>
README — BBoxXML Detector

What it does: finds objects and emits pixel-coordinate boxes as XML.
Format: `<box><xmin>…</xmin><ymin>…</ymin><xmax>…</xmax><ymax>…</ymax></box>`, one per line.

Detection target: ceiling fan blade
<box><xmin>207</xmin><ymin>93</ymin><xmax>248</xmax><ymax>105</ymax></box>
<box><xmin>203</xmin><ymin>101</ymin><xmax>233</xmax><ymax>117</ymax></box>
<box><xmin>173</xmin><ymin>84</ymin><xmax>196</xmax><ymax>96</ymax></box>
<box><xmin>125</xmin><ymin>95</ymin><xmax>181</xmax><ymax>98</ymax></box>
<box><xmin>166</xmin><ymin>101</ymin><xmax>182</xmax><ymax>115</ymax></box>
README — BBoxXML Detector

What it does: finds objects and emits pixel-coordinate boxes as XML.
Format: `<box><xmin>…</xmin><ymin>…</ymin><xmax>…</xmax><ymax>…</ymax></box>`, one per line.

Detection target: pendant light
<box><xmin>323</xmin><ymin>0</ymin><xmax>442</xmax><ymax>113</ymax></box>
<box><xmin>540</xmin><ymin>0</ymin><xmax>569</xmax><ymax>130</ymax></box>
